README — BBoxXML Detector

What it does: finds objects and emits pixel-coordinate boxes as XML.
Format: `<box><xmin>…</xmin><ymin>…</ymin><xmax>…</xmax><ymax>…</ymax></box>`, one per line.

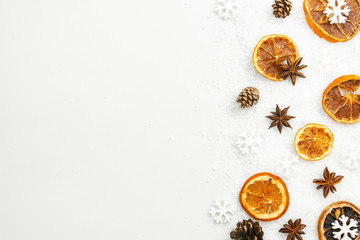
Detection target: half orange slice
<box><xmin>323</xmin><ymin>75</ymin><xmax>360</xmax><ymax>124</ymax></box>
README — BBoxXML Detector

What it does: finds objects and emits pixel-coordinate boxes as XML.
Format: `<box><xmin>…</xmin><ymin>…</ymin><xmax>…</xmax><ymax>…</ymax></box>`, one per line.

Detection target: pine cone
<box><xmin>272</xmin><ymin>0</ymin><xmax>292</xmax><ymax>18</ymax></box>
<box><xmin>230</xmin><ymin>219</ymin><xmax>264</xmax><ymax>240</ymax></box>
<box><xmin>237</xmin><ymin>87</ymin><xmax>259</xmax><ymax>108</ymax></box>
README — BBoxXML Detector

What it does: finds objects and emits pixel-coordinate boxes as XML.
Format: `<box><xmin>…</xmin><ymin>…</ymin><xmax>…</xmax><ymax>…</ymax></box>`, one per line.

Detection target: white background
<box><xmin>1</xmin><ymin>0</ymin><xmax>360</xmax><ymax>239</ymax></box>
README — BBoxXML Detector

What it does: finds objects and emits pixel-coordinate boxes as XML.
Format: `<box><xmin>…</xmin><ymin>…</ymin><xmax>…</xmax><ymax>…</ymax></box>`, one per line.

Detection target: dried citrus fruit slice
<box><xmin>303</xmin><ymin>0</ymin><xmax>360</xmax><ymax>42</ymax></box>
<box><xmin>253</xmin><ymin>34</ymin><xmax>299</xmax><ymax>81</ymax></box>
<box><xmin>323</xmin><ymin>75</ymin><xmax>360</xmax><ymax>124</ymax></box>
<box><xmin>317</xmin><ymin>201</ymin><xmax>360</xmax><ymax>240</ymax></box>
<box><xmin>294</xmin><ymin>123</ymin><xmax>334</xmax><ymax>161</ymax></box>
<box><xmin>239</xmin><ymin>172</ymin><xmax>289</xmax><ymax>221</ymax></box>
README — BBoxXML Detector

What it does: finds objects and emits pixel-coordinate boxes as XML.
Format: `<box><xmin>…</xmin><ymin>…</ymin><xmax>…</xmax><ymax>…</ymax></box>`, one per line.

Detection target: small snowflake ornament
<box><xmin>275</xmin><ymin>153</ymin><xmax>299</xmax><ymax>178</ymax></box>
<box><xmin>235</xmin><ymin>130</ymin><xmax>263</xmax><ymax>155</ymax></box>
<box><xmin>215</xmin><ymin>0</ymin><xmax>240</xmax><ymax>20</ymax></box>
<box><xmin>323</xmin><ymin>0</ymin><xmax>350</xmax><ymax>24</ymax></box>
<box><xmin>209</xmin><ymin>199</ymin><xmax>236</xmax><ymax>224</ymax></box>
<box><xmin>314</xmin><ymin>47</ymin><xmax>339</xmax><ymax>75</ymax></box>
<box><xmin>340</xmin><ymin>148</ymin><xmax>360</xmax><ymax>170</ymax></box>
<box><xmin>332</xmin><ymin>215</ymin><xmax>358</xmax><ymax>240</ymax></box>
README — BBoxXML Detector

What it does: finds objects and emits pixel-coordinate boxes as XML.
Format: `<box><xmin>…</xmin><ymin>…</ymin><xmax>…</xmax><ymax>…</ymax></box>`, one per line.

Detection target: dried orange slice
<box><xmin>239</xmin><ymin>172</ymin><xmax>289</xmax><ymax>221</ymax></box>
<box><xmin>294</xmin><ymin>123</ymin><xmax>334</xmax><ymax>161</ymax></box>
<box><xmin>323</xmin><ymin>75</ymin><xmax>360</xmax><ymax>124</ymax></box>
<box><xmin>253</xmin><ymin>34</ymin><xmax>299</xmax><ymax>81</ymax></box>
<box><xmin>317</xmin><ymin>201</ymin><xmax>360</xmax><ymax>240</ymax></box>
<box><xmin>303</xmin><ymin>0</ymin><xmax>360</xmax><ymax>43</ymax></box>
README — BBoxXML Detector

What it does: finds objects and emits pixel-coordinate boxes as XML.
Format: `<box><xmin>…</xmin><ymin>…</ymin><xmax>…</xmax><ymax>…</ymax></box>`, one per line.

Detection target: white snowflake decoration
<box><xmin>314</xmin><ymin>47</ymin><xmax>339</xmax><ymax>75</ymax></box>
<box><xmin>215</xmin><ymin>0</ymin><xmax>240</xmax><ymax>20</ymax></box>
<box><xmin>332</xmin><ymin>215</ymin><xmax>358</xmax><ymax>240</ymax></box>
<box><xmin>340</xmin><ymin>148</ymin><xmax>360</xmax><ymax>170</ymax></box>
<box><xmin>209</xmin><ymin>199</ymin><xmax>236</xmax><ymax>224</ymax></box>
<box><xmin>235</xmin><ymin>130</ymin><xmax>262</xmax><ymax>155</ymax></box>
<box><xmin>275</xmin><ymin>153</ymin><xmax>300</xmax><ymax>178</ymax></box>
<box><xmin>323</xmin><ymin>0</ymin><xmax>350</xmax><ymax>24</ymax></box>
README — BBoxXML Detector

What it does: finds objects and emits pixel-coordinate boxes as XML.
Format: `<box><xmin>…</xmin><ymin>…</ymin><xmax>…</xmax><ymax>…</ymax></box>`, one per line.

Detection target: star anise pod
<box><xmin>279</xmin><ymin>57</ymin><xmax>307</xmax><ymax>85</ymax></box>
<box><xmin>313</xmin><ymin>167</ymin><xmax>344</xmax><ymax>198</ymax></box>
<box><xmin>266</xmin><ymin>104</ymin><xmax>295</xmax><ymax>134</ymax></box>
<box><xmin>279</xmin><ymin>219</ymin><xmax>306</xmax><ymax>240</ymax></box>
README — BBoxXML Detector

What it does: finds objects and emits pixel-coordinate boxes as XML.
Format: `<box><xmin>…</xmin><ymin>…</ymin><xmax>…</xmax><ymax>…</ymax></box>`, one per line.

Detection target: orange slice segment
<box><xmin>323</xmin><ymin>75</ymin><xmax>360</xmax><ymax>124</ymax></box>
<box><xmin>239</xmin><ymin>172</ymin><xmax>289</xmax><ymax>221</ymax></box>
<box><xmin>253</xmin><ymin>34</ymin><xmax>299</xmax><ymax>81</ymax></box>
<box><xmin>303</xmin><ymin>0</ymin><xmax>360</xmax><ymax>43</ymax></box>
<box><xmin>294</xmin><ymin>123</ymin><xmax>334</xmax><ymax>161</ymax></box>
